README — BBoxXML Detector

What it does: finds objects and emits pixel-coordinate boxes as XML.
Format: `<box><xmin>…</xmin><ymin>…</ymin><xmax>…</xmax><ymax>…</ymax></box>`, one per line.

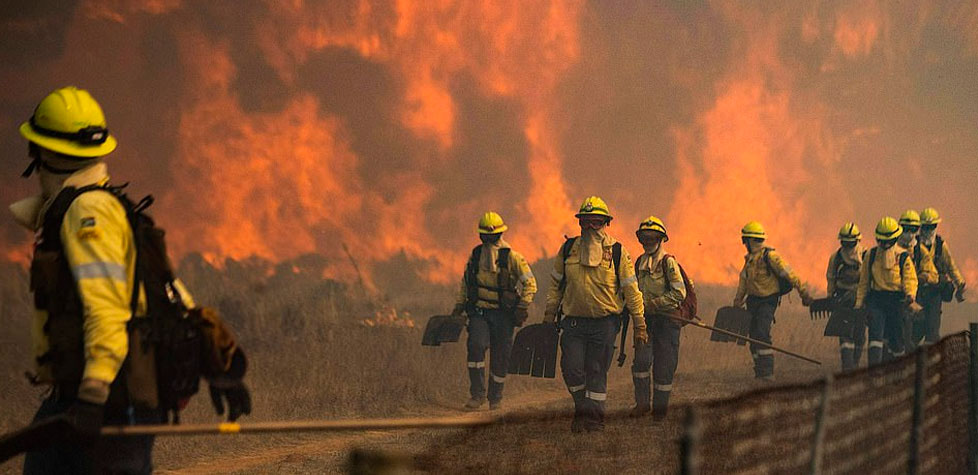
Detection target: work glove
<box><xmin>209</xmin><ymin>380</ymin><xmax>252</xmax><ymax>422</ymax></box>
<box><xmin>451</xmin><ymin>303</ymin><xmax>466</xmax><ymax>320</ymax></box>
<box><xmin>801</xmin><ymin>294</ymin><xmax>813</xmax><ymax>307</ymax></box>
<box><xmin>65</xmin><ymin>400</ymin><xmax>104</xmax><ymax>442</ymax></box>
<box><xmin>513</xmin><ymin>307</ymin><xmax>529</xmax><ymax>327</ymax></box>
<box><xmin>956</xmin><ymin>283</ymin><xmax>967</xmax><ymax>303</ymax></box>
<box><xmin>633</xmin><ymin>327</ymin><xmax>649</xmax><ymax>347</ymax></box>
<box><xmin>908</xmin><ymin>301</ymin><xmax>924</xmax><ymax>314</ymax></box>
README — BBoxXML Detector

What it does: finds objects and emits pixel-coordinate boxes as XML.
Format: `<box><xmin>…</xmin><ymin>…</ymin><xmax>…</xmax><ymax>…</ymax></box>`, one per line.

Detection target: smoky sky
<box><xmin>1</xmin><ymin>0</ymin><xmax>976</xmax><ymax>287</ymax></box>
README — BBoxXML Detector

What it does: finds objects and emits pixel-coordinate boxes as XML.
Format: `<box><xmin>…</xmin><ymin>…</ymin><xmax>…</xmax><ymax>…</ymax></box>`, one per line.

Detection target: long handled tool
<box><xmin>0</xmin><ymin>414</ymin><xmax>494</xmax><ymax>463</ymax></box>
<box><xmin>667</xmin><ymin>315</ymin><xmax>822</xmax><ymax>366</ymax></box>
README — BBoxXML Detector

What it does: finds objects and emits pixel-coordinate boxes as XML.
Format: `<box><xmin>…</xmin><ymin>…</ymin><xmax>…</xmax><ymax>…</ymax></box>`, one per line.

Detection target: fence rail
<box><xmin>682</xmin><ymin>323</ymin><xmax>978</xmax><ymax>474</ymax></box>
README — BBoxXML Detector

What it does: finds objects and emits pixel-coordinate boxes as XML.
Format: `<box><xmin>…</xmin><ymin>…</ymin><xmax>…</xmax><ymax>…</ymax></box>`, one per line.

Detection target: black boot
<box><xmin>570</xmin><ymin>390</ymin><xmax>586</xmax><ymax>433</ymax></box>
<box><xmin>652</xmin><ymin>389</ymin><xmax>671</xmax><ymax>422</ymax></box>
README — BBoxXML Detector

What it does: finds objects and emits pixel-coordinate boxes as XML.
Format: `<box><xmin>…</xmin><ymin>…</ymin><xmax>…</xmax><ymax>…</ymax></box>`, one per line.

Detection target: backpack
<box><xmin>660</xmin><ymin>255</ymin><xmax>698</xmax><ymax>321</ymax></box>
<box><xmin>762</xmin><ymin>248</ymin><xmax>794</xmax><ymax>297</ymax></box>
<box><xmin>464</xmin><ymin>245</ymin><xmax>517</xmax><ymax>311</ymax></box>
<box><xmin>36</xmin><ymin>184</ymin><xmax>204</xmax><ymax>422</ymax></box>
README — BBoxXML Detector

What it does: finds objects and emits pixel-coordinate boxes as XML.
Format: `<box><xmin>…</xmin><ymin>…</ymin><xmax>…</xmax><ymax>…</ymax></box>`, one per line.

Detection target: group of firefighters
<box><xmin>453</xmin><ymin>199</ymin><xmax>968</xmax><ymax>433</ymax></box>
<box><xmin>4</xmin><ymin>84</ymin><xmax>971</xmax><ymax>473</ymax></box>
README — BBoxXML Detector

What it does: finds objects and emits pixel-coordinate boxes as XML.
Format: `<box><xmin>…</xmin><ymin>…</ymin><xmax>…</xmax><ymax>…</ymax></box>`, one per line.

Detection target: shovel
<box><xmin>421</xmin><ymin>315</ymin><xmax>465</xmax><ymax>346</ymax></box>
<box><xmin>507</xmin><ymin>323</ymin><xmax>559</xmax><ymax>378</ymax></box>
<box><xmin>711</xmin><ymin>306</ymin><xmax>752</xmax><ymax>345</ymax></box>
<box><xmin>823</xmin><ymin>306</ymin><xmax>867</xmax><ymax>338</ymax></box>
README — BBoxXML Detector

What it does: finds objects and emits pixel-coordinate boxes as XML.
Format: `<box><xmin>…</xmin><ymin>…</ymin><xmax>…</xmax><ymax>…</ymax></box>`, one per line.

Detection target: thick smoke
<box><xmin>1</xmin><ymin>0</ymin><xmax>976</xmax><ymax>290</ymax></box>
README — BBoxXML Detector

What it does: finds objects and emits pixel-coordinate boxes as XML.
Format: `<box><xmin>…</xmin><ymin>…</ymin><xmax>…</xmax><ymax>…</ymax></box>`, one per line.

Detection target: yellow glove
<box><xmin>633</xmin><ymin>327</ymin><xmax>649</xmax><ymax>347</ymax></box>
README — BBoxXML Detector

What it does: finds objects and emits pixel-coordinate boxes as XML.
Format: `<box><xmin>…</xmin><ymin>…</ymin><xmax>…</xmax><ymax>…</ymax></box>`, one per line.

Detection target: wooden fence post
<box><xmin>809</xmin><ymin>374</ymin><xmax>833</xmax><ymax>475</ymax></box>
<box><xmin>908</xmin><ymin>348</ymin><xmax>927</xmax><ymax>475</ymax></box>
<box><xmin>969</xmin><ymin>323</ymin><xmax>978</xmax><ymax>475</ymax></box>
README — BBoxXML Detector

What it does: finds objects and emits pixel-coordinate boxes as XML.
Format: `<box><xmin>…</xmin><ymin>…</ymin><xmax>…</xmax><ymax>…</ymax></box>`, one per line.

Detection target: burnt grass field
<box><xmin>0</xmin><ymin>256</ymin><xmax>974</xmax><ymax>473</ymax></box>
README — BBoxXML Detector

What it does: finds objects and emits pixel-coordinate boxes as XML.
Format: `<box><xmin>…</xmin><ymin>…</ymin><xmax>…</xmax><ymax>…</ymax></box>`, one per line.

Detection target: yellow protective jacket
<box><xmin>456</xmin><ymin>242</ymin><xmax>537</xmax><ymax>310</ymax></box>
<box><xmin>15</xmin><ymin>164</ymin><xmax>195</xmax><ymax>386</ymax></box>
<box><xmin>635</xmin><ymin>247</ymin><xmax>687</xmax><ymax>316</ymax></box>
<box><xmin>545</xmin><ymin>236</ymin><xmax>646</xmax><ymax>329</ymax></box>
<box><xmin>921</xmin><ymin>237</ymin><xmax>965</xmax><ymax>287</ymax></box>
<box><xmin>911</xmin><ymin>242</ymin><xmax>940</xmax><ymax>287</ymax></box>
<box><xmin>734</xmin><ymin>246</ymin><xmax>808</xmax><ymax>305</ymax></box>
<box><xmin>855</xmin><ymin>245</ymin><xmax>917</xmax><ymax>308</ymax></box>
<box><xmin>826</xmin><ymin>246</ymin><xmax>864</xmax><ymax>295</ymax></box>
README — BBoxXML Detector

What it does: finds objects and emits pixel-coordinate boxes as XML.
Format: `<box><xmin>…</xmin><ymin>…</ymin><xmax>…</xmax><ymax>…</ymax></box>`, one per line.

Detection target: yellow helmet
<box><xmin>637</xmin><ymin>215</ymin><xmax>668</xmax><ymax>241</ymax></box>
<box><xmin>741</xmin><ymin>221</ymin><xmax>766</xmax><ymax>239</ymax></box>
<box><xmin>19</xmin><ymin>86</ymin><xmax>117</xmax><ymax>158</ymax></box>
<box><xmin>838</xmin><ymin>222</ymin><xmax>861</xmax><ymax>242</ymax></box>
<box><xmin>875</xmin><ymin>217</ymin><xmax>903</xmax><ymax>241</ymax></box>
<box><xmin>477</xmin><ymin>211</ymin><xmax>508</xmax><ymax>234</ymax></box>
<box><xmin>575</xmin><ymin>196</ymin><xmax>613</xmax><ymax>220</ymax></box>
<box><xmin>920</xmin><ymin>207</ymin><xmax>942</xmax><ymax>225</ymax></box>
<box><xmin>898</xmin><ymin>209</ymin><xmax>921</xmax><ymax>227</ymax></box>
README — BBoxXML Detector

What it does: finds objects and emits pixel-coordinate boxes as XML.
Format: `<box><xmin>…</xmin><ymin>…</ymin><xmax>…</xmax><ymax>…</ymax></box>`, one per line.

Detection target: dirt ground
<box><xmin>152</xmin><ymin>359</ymin><xmax>825</xmax><ymax>474</ymax></box>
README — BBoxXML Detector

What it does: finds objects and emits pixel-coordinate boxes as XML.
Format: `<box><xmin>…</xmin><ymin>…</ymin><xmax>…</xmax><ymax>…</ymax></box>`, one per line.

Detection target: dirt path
<box><xmin>156</xmin><ymin>359</ymin><xmax>826</xmax><ymax>474</ymax></box>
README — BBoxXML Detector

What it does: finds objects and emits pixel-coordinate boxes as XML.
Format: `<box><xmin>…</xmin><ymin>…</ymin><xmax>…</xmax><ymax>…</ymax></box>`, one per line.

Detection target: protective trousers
<box><xmin>560</xmin><ymin>315</ymin><xmax>618</xmax><ymax>430</ymax></box>
<box><xmin>835</xmin><ymin>292</ymin><xmax>864</xmax><ymax>372</ymax></box>
<box><xmin>24</xmin><ymin>395</ymin><xmax>163</xmax><ymax>475</ymax></box>
<box><xmin>466</xmin><ymin>309</ymin><xmax>515</xmax><ymax>404</ymax></box>
<box><xmin>746</xmin><ymin>296</ymin><xmax>778</xmax><ymax>378</ymax></box>
<box><xmin>866</xmin><ymin>291</ymin><xmax>907</xmax><ymax>365</ymax></box>
<box><xmin>913</xmin><ymin>287</ymin><xmax>942</xmax><ymax>345</ymax></box>
<box><xmin>631</xmin><ymin>314</ymin><xmax>680</xmax><ymax>418</ymax></box>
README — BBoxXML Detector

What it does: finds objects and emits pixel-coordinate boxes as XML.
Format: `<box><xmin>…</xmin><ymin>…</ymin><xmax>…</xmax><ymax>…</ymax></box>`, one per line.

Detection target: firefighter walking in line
<box><xmin>453</xmin><ymin>211</ymin><xmax>537</xmax><ymax>411</ymax></box>
<box><xmin>733</xmin><ymin>221</ymin><xmax>812</xmax><ymax>380</ymax></box>
<box><xmin>901</xmin><ymin>210</ymin><xmax>940</xmax><ymax>348</ymax></box>
<box><xmin>826</xmin><ymin>223</ymin><xmax>866</xmax><ymax>371</ymax></box>
<box><xmin>11</xmin><ymin>86</ymin><xmax>251</xmax><ymax>473</ymax></box>
<box><xmin>545</xmin><ymin>196</ymin><xmax>646</xmax><ymax>432</ymax></box>
<box><xmin>855</xmin><ymin>217</ymin><xmax>919</xmax><ymax>364</ymax></box>
<box><xmin>915</xmin><ymin>207</ymin><xmax>967</xmax><ymax>344</ymax></box>
<box><xmin>630</xmin><ymin>216</ymin><xmax>687</xmax><ymax>420</ymax></box>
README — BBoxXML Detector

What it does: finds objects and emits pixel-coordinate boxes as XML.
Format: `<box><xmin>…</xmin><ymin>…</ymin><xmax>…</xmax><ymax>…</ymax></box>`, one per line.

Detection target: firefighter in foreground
<box><xmin>630</xmin><ymin>216</ymin><xmax>688</xmax><ymax>420</ymax></box>
<box><xmin>545</xmin><ymin>196</ymin><xmax>646</xmax><ymax>432</ymax></box>
<box><xmin>825</xmin><ymin>223</ymin><xmax>866</xmax><ymax>371</ymax></box>
<box><xmin>855</xmin><ymin>217</ymin><xmax>919</xmax><ymax>364</ymax></box>
<box><xmin>452</xmin><ymin>212</ymin><xmax>537</xmax><ymax>411</ymax></box>
<box><xmin>733</xmin><ymin>221</ymin><xmax>812</xmax><ymax>380</ymax></box>
<box><xmin>915</xmin><ymin>207</ymin><xmax>967</xmax><ymax>344</ymax></box>
<box><xmin>11</xmin><ymin>86</ymin><xmax>250</xmax><ymax>473</ymax></box>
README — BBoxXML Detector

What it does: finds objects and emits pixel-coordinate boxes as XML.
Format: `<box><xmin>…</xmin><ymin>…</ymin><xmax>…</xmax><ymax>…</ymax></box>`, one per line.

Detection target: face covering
<box><xmin>580</xmin><ymin>226</ymin><xmax>610</xmax><ymax>267</ymax></box>
<box><xmin>920</xmin><ymin>228</ymin><xmax>936</xmax><ymax>246</ymax></box>
<box><xmin>478</xmin><ymin>235</ymin><xmax>508</xmax><ymax>272</ymax></box>
<box><xmin>898</xmin><ymin>232</ymin><xmax>916</xmax><ymax>248</ymax></box>
<box><xmin>36</xmin><ymin>152</ymin><xmax>101</xmax><ymax>198</ymax></box>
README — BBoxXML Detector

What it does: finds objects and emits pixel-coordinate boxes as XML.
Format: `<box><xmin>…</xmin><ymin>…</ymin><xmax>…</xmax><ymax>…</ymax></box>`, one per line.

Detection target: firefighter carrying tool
<box><xmin>544</xmin><ymin>196</ymin><xmax>646</xmax><ymax>432</ymax></box>
<box><xmin>452</xmin><ymin>211</ymin><xmax>537</xmax><ymax>411</ymax></box>
<box><xmin>821</xmin><ymin>222</ymin><xmax>868</xmax><ymax>371</ymax></box>
<box><xmin>733</xmin><ymin>221</ymin><xmax>813</xmax><ymax>380</ymax></box>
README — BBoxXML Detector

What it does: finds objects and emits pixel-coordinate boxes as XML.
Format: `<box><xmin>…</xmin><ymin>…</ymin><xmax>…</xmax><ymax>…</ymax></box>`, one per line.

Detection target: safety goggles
<box><xmin>901</xmin><ymin>225</ymin><xmax>920</xmax><ymax>234</ymax></box>
<box><xmin>579</xmin><ymin>217</ymin><xmax>608</xmax><ymax>229</ymax></box>
<box><xmin>30</xmin><ymin>117</ymin><xmax>109</xmax><ymax>146</ymax></box>
<box><xmin>921</xmin><ymin>224</ymin><xmax>937</xmax><ymax>232</ymax></box>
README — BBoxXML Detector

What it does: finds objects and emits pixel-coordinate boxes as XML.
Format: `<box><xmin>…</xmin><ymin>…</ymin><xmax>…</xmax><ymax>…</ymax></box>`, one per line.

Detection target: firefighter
<box><xmin>897</xmin><ymin>210</ymin><xmax>920</xmax><ymax>251</ymax></box>
<box><xmin>826</xmin><ymin>223</ymin><xmax>866</xmax><ymax>371</ymax></box>
<box><xmin>12</xmin><ymin>87</ymin><xmax>250</xmax><ymax>473</ymax></box>
<box><xmin>630</xmin><ymin>216</ymin><xmax>687</xmax><ymax>420</ymax></box>
<box><xmin>453</xmin><ymin>211</ymin><xmax>537</xmax><ymax>411</ymax></box>
<box><xmin>855</xmin><ymin>217</ymin><xmax>919</xmax><ymax>364</ymax></box>
<box><xmin>733</xmin><ymin>221</ymin><xmax>812</xmax><ymax>380</ymax></box>
<box><xmin>544</xmin><ymin>196</ymin><xmax>646</xmax><ymax>432</ymax></box>
<box><xmin>915</xmin><ymin>207</ymin><xmax>967</xmax><ymax>343</ymax></box>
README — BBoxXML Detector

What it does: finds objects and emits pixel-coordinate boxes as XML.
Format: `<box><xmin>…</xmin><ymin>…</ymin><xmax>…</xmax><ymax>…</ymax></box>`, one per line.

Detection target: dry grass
<box><xmin>0</xmin><ymin>254</ymin><xmax>974</xmax><ymax>473</ymax></box>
